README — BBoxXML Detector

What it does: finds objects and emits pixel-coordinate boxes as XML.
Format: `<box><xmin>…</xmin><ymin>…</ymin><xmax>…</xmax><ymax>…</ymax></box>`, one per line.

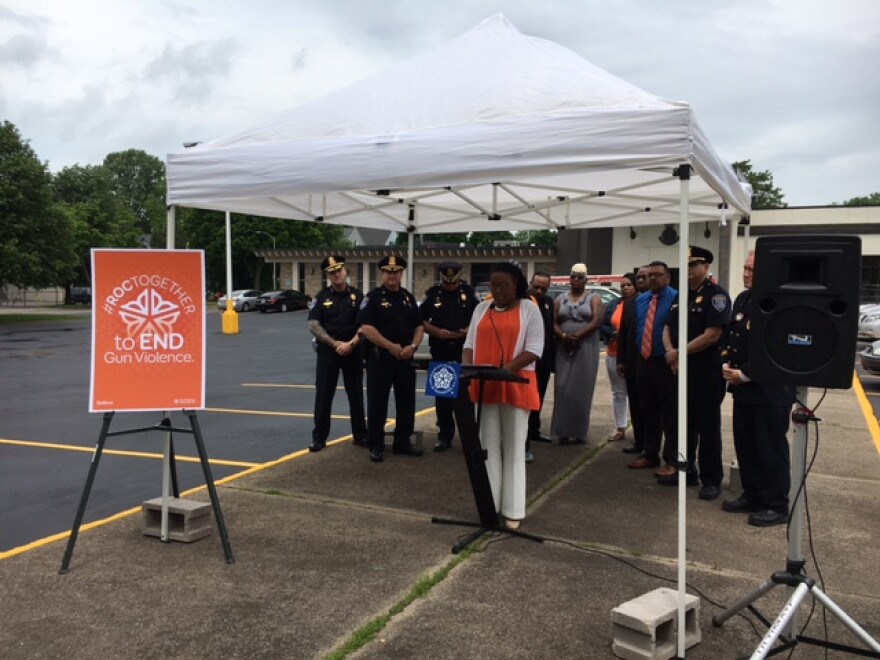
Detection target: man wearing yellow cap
<box><xmin>307</xmin><ymin>255</ymin><xmax>368</xmax><ymax>452</ymax></box>
<box><xmin>357</xmin><ymin>255</ymin><xmax>425</xmax><ymax>463</ymax></box>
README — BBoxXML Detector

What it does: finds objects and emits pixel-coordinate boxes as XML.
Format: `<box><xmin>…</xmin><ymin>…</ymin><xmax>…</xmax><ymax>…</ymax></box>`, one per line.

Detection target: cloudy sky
<box><xmin>2</xmin><ymin>0</ymin><xmax>878</xmax><ymax>206</ymax></box>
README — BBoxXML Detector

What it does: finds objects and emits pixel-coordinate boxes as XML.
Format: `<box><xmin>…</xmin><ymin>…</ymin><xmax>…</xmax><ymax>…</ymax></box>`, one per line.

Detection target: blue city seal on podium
<box><xmin>425</xmin><ymin>361</ymin><xmax>461</xmax><ymax>399</ymax></box>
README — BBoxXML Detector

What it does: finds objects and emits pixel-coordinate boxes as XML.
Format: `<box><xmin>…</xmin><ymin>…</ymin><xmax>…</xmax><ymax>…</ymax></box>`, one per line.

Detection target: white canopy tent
<box><xmin>166</xmin><ymin>15</ymin><xmax>750</xmax><ymax>656</ymax></box>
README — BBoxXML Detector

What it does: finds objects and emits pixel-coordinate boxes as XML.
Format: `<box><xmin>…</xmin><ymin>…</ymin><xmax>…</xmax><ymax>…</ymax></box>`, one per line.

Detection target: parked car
<box><xmin>859</xmin><ymin>339</ymin><xmax>880</xmax><ymax>375</ymax></box>
<box><xmin>858</xmin><ymin>305</ymin><xmax>880</xmax><ymax>340</ymax></box>
<box><xmin>256</xmin><ymin>289</ymin><xmax>312</xmax><ymax>312</ymax></box>
<box><xmin>546</xmin><ymin>284</ymin><xmax>621</xmax><ymax>306</ymax></box>
<box><xmin>217</xmin><ymin>289</ymin><xmax>262</xmax><ymax>312</ymax></box>
<box><xmin>473</xmin><ymin>282</ymin><xmax>491</xmax><ymax>300</ymax></box>
<box><xmin>69</xmin><ymin>286</ymin><xmax>91</xmax><ymax>305</ymax></box>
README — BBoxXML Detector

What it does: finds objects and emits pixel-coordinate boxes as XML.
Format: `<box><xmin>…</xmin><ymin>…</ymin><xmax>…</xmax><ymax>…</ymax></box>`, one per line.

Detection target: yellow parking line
<box><xmin>0</xmin><ymin>405</ymin><xmax>437</xmax><ymax>561</ymax></box>
<box><xmin>0</xmin><ymin>438</ymin><xmax>258</xmax><ymax>468</ymax></box>
<box><xmin>852</xmin><ymin>373</ymin><xmax>880</xmax><ymax>455</ymax></box>
<box><xmin>240</xmin><ymin>383</ymin><xmax>428</xmax><ymax>394</ymax></box>
<box><xmin>204</xmin><ymin>407</ymin><xmax>349</xmax><ymax>420</ymax></box>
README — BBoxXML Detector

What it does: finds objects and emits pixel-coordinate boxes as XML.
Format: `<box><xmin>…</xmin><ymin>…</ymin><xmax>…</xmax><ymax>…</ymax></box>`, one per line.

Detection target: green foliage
<box><xmin>395</xmin><ymin>231</ymin><xmax>468</xmax><ymax>246</ymax></box>
<box><xmin>731</xmin><ymin>160</ymin><xmax>786</xmax><ymax>209</ymax></box>
<box><xmin>102</xmin><ymin>149</ymin><xmax>167</xmax><ymax>245</ymax></box>
<box><xmin>53</xmin><ymin>164</ymin><xmax>142</xmax><ymax>285</ymax></box>
<box><xmin>842</xmin><ymin>192</ymin><xmax>880</xmax><ymax>206</ymax></box>
<box><xmin>0</xmin><ymin>121</ymin><xmax>77</xmax><ymax>288</ymax></box>
<box><xmin>516</xmin><ymin>229</ymin><xmax>557</xmax><ymax>246</ymax></box>
<box><xmin>180</xmin><ymin>210</ymin><xmax>349</xmax><ymax>291</ymax></box>
<box><xmin>466</xmin><ymin>230</ymin><xmax>515</xmax><ymax>247</ymax></box>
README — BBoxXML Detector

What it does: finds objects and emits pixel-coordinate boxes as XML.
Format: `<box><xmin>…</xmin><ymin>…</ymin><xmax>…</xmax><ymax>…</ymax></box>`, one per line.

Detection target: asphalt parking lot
<box><xmin>0</xmin><ymin>308</ymin><xmax>434</xmax><ymax>555</ymax></box>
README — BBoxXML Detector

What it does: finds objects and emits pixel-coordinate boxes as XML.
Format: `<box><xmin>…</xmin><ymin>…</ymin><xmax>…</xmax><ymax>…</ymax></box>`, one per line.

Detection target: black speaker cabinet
<box><xmin>748</xmin><ymin>235</ymin><xmax>861</xmax><ymax>389</ymax></box>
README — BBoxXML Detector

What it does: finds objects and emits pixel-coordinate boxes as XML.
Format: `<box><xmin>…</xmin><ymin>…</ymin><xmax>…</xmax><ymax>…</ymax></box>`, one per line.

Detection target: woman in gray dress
<box><xmin>551</xmin><ymin>263</ymin><xmax>604</xmax><ymax>444</ymax></box>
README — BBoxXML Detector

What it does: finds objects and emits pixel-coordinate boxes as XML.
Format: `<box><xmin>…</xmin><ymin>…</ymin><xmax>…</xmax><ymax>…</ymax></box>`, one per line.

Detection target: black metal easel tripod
<box><xmin>424</xmin><ymin>364</ymin><xmax>544</xmax><ymax>554</ymax></box>
<box><xmin>59</xmin><ymin>410</ymin><xmax>234</xmax><ymax>573</ymax></box>
<box><xmin>712</xmin><ymin>387</ymin><xmax>879</xmax><ymax>659</ymax></box>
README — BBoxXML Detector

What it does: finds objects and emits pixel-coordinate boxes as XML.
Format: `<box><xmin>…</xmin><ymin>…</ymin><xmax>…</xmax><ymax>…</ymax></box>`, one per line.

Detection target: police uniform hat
<box><xmin>437</xmin><ymin>260</ymin><xmax>462</xmax><ymax>283</ymax></box>
<box><xmin>378</xmin><ymin>255</ymin><xmax>407</xmax><ymax>272</ymax></box>
<box><xmin>687</xmin><ymin>245</ymin><xmax>714</xmax><ymax>265</ymax></box>
<box><xmin>321</xmin><ymin>255</ymin><xmax>346</xmax><ymax>273</ymax></box>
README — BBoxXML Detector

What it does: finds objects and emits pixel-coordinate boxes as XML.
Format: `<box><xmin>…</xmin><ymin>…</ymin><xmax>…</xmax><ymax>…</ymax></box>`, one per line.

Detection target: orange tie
<box><xmin>640</xmin><ymin>295</ymin><xmax>658</xmax><ymax>359</ymax></box>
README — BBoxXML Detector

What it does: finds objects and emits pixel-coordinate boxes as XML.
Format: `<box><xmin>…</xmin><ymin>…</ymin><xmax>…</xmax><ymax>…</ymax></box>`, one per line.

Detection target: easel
<box><xmin>60</xmin><ymin>410</ymin><xmax>234</xmax><ymax>573</ymax></box>
<box><xmin>423</xmin><ymin>363</ymin><xmax>544</xmax><ymax>554</ymax></box>
<box><xmin>712</xmin><ymin>387</ymin><xmax>879</xmax><ymax>658</ymax></box>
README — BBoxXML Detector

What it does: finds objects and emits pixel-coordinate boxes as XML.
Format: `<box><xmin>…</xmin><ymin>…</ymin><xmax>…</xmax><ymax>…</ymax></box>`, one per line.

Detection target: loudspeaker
<box><xmin>748</xmin><ymin>235</ymin><xmax>861</xmax><ymax>389</ymax></box>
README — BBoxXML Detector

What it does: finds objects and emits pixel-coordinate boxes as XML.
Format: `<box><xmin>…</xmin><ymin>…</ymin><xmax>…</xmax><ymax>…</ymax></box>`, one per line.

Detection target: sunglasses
<box><xmin>569</xmin><ymin>273</ymin><xmax>586</xmax><ymax>279</ymax></box>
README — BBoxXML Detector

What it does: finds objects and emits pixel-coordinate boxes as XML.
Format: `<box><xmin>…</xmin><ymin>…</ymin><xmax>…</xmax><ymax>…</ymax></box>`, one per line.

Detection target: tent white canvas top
<box><xmin>165</xmin><ymin>14</ymin><xmax>750</xmax><ymax>233</ymax></box>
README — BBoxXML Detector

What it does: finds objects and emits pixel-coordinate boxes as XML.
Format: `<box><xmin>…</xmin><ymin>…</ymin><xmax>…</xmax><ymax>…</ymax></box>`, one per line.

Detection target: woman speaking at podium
<box><xmin>463</xmin><ymin>262</ymin><xmax>544</xmax><ymax>529</ymax></box>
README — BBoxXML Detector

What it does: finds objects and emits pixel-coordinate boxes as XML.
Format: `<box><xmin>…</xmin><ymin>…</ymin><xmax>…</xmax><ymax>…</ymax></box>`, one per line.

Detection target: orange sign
<box><xmin>90</xmin><ymin>249</ymin><xmax>205</xmax><ymax>412</ymax></box>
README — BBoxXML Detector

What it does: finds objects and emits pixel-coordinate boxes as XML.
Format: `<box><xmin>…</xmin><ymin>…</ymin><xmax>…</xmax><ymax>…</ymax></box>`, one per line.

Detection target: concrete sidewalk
<box><xmin>1</xmin><ymin>369</ymin><xmax>878</xmax><ymax>659</ymax></box>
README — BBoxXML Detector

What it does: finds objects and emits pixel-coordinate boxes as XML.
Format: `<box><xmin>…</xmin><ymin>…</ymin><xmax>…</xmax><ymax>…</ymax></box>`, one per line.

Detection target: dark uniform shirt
<box><xmin>308</xmin><ymin>285</ymin><xmax>364</xmax><ymax>342</ymax></box>
<box><xmin>533</xmin><ymin>294</ymin><xmax>555</xmax><ymax>370</ymax></box>
<box><xmin>357</xmin><ymin>286</ymin><xmax>423</xmax><ymax>350</ymax></box>
<box><xmin>725</xmin><ymin>289</ymin><xmax>796</xmax><ymax>406</ymax></box>
<box><xmin>419</xmin><ymin>283</ymin><xmax>479</xmax><ymax>349</ymax></box>
<box><xmin>666</xmin><ymin>278</ymin><xmax>731</xmax><ymax>361</ymax></box>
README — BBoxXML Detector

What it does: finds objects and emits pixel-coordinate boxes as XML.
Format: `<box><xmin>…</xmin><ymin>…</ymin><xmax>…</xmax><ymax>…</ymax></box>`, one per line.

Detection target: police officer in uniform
<box><xmin>420</xmin><ymin>261</ymin><xmax>479</xmax><ymax>452</ymax></box>
<box><xmin>357</xmin><ymin>255</ymin><xmax>425</xmax><ymax>463</ymax></box>
<box><xmin>307</xmin><ymin>256</ymin><xmax>368</xmax><ymax>452</ymax></box>
<box><xmin>661</xmin><ymin>246</ymin><xmax>731</xmax><ymax>500</ymax></box>
<box><xmin>721</xmin><ymin>251</ymin><xmax>795</xmax><ymax>526</ymax></box>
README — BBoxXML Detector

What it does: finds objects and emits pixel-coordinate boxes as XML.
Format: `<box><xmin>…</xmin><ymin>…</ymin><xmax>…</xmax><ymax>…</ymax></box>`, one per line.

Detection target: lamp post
<box><xmin>255</xmin><ymin>231</ymin><xmax>276</xmax><ymax>289</ymax></box>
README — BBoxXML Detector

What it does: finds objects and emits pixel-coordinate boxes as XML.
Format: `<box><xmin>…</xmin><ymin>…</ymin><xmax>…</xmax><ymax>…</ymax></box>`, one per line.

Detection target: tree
<box><xmin>731</xmin><ymin>160</ymin><xmax>786</xmax><ymax>209</ymax></box>
<box><xmin>53</xmin><ymin>164</ymin><xmax>142</xmax><ymax>287</ymax></box>
<box><xmin>0</xmin><ymin>121</ymin><xmax>77</xmax><ymax>291</ymax></box>
<box><xmin>395</xmin><ymin>231</ymin><xmax>468</xmax><ymax>246</ymax></box>
<box><xmin>516</xmin><ymin>229</ymin><xmax>557</xmax><ymax>246</ymax></box>
<box><xmin>467</xmin><ymin>230</ymin><xmax>516</xmax><ymax>247</ymax></box>
<box><xmin>103</xmin><ymin>149</ymin><xmax>167</xmax><ymax>246</ymax></box>
<box><xmin>180</xmin><ymin>210</ymin><xmax>348</xmax><ymax>291</ymax></box>
<box><xmin>842</xmin><ymin>192</ymin><xmax>880</xmax><ymax>206</ymax></box>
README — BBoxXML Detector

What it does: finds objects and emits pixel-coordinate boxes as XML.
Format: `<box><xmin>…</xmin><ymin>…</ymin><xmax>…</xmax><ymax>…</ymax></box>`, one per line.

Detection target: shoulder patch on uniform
<box><xmin>360</xmin><ymin>296</ymin><xmax>369</xmax><ymax>309</ymax></box>
<box><xmin>712</xmin><ymin>294</ymin><xmax>728</xmax><ymax>312</ymax></box>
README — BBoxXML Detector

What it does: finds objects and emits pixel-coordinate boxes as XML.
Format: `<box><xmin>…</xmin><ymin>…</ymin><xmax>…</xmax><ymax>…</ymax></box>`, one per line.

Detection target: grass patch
<box><xmin>325</xmin><ymin>550</ymin><xmax>470</xmax><ymax>659</ymax></box>
<box><xmin>0</xmin><ymin>313</ymin><xmax>89</xmax><ymax>324</ymax></box>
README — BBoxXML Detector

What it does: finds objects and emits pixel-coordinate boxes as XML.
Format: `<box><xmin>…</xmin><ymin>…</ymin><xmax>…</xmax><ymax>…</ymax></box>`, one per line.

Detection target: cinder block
<box><xmin>142</xmin><ymin>497</ymin><xmax>213</xmax><ymax>543</ymax></box>
<box><xmin>725</xmin><ymin>461</ymin><xmax>742</xmax><ymax>494</ymax></box>
<box><xmin>383</xmin><ymin>430</ymin><xmax>423</xmax><ymax>449</ymax></box>
<box><xmin>611</xmin><ymin>587</ymin><xmax>701</xmax><ymax>660</ymax></box>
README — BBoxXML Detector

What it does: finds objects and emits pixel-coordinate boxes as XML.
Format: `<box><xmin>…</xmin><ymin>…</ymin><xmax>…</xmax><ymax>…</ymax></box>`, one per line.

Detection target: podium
<box><xmin>415</xmin><ymin>359</ymin><xmax>544</xmax><ymax>553</ymax></box>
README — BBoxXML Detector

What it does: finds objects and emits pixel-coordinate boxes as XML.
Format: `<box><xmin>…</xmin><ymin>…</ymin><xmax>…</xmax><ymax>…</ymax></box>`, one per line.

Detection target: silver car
<box><xmin>217</xmin><ymin>289</ymin><xmax>262</xmax><ymax>312</ymax></box>
<box><xmin>858</xmin><ymin>304</ymin><xmax>880</xmax><ymax>340</ymax></box>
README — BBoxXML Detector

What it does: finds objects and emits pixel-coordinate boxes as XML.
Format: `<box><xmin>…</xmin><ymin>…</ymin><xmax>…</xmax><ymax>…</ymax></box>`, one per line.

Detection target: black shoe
<box><xmin>529</xmin><ymin>433</ymin><xmax>552</xmax><ymax>443</ymax></box>
<box><xmin>621</xmin><ymin>445</ymin><xmax>641</xmax><ymax>454</ymax></box>
<box><xmin>308</xmin><ymin>441</ymin><xmax>326</xmax><ymax>453</ymax></box>
<box><xmin>721</xmin><ymin>496</ymin><xmax>760</xmax><ymax>513</ymax></box>
<box><xmin>698</xmin><ymin>485</ymin><xmax>721</xmax><ymax>501</ymax></box>
<box><xmin>352</xmin><ymin>437</ymin><xmax>369</xmax><ymax>448</ymax></box>
<box><xmin>433</xmin><ymin>440</ymin><xmax>452</xmax><ymax>452</ymax></box>
<box><xmin>748</xmin><ymin>509</ymin><xmax>788</xmax><ymax>527</ymax></box>
<box><xmin>369</xmin><ymin>449</ymin><xmax>384</xmax><ymax>463</ymax></box>
<box><xmin>392</xmin><ymin>444</ymin><xmax>423</xmax><ymax>457</ymax></box>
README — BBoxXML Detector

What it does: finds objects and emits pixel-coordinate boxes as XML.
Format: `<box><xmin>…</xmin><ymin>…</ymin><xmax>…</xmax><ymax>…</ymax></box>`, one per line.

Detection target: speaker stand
<box><xmin>712</xmin><ymin>387</ymin><xmax>880</xmax><ymax>658</ymax></box>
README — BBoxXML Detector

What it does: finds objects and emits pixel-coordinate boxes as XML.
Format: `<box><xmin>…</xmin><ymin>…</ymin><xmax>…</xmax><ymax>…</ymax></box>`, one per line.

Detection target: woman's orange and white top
<box><xmin>464</xmin><ymin>299</ymin><xmax>544</xmax><ymax>410</ymax></box>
